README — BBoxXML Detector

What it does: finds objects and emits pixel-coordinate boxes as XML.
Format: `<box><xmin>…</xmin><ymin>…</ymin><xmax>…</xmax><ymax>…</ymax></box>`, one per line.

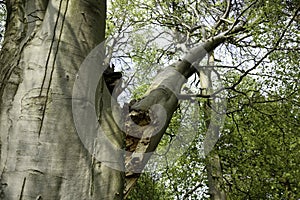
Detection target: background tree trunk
<box><xmin>0</xmin><ymin>0</ymin><xmax>124</xmax><ymax>199</ymax></box>
<box><xmin>202</xmin><ymin>53</ymin><xmax>226</xmax><ymax>200</ymax></box>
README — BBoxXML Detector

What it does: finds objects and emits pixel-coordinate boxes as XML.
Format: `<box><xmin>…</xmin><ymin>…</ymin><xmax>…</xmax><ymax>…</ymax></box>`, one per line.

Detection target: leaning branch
<box><xmin>123</xmin><ymin>25</ymin><xmax>245</xmax><ymax>197</ymax></box>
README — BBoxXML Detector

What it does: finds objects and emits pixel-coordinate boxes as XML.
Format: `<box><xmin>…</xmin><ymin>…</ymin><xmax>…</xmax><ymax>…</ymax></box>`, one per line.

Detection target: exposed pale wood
<box><xmin>124</xmin><ymin>27</ymin><xmax>244</xmax><ymax>197</ymax></box>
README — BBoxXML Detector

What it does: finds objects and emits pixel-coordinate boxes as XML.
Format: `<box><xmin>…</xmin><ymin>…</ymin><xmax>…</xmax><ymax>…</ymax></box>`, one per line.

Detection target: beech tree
<box><xmin>0</xmin><ymin>0</ymin><xmax>299</xmax><ymax>199</ymax></box>
<box><xmin>0</xmin><ymin>0</ymin><xmax>124</xmax><ymax>199</ymax></box>
<box><xmin>106</xmin><ymin>1</ymin><xmax>299</xmax><ymax>199</ymax></box>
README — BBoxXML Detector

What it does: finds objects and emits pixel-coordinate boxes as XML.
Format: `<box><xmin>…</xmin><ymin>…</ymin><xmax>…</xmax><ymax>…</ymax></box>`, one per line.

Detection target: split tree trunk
<box><xmin>124</xmin><ymin>27</ymin><xmax>243</xmax><ymax>196</ymax></box>
<box><xmin>0</xmin><ymin>1</ymin><xmax>243</xmax><ymax>199</ymax></box>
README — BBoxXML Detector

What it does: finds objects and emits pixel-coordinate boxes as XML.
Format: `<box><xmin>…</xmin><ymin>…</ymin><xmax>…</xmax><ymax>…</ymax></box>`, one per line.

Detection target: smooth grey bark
<box><xmin>0</xmin><ymin>0</ymin><xmax>124</xmax><ymax>199</ymax></box>
<box><xmin>201</xmin><ymin>54</ymin><xmax>226</xmax><ymax>200</ymax></box>
<box><xmin>206</xmin><ymin>153</ymin><xmax>226</xmax><ymax>200</ymax></box>
<box><xmin>124</xmin><ymin>26</ymin><xmax>244</xmax><ymax>196</ymax></box>
<box><xmin>0</xmin><ymin>0</ymin><xmax>244</xmax><ymax>198</ymax></box>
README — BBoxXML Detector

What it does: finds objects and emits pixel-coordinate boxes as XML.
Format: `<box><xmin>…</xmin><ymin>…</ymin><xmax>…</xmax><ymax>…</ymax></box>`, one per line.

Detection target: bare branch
<box><xmin>214</xmin><ymin>0</ymin><xmax>232</xmax><ymax>29</ymax></box>
<box><xmin>228</xmin><ymin>6</ymin><xmax>300</xmax><ymax>90</ymax></box>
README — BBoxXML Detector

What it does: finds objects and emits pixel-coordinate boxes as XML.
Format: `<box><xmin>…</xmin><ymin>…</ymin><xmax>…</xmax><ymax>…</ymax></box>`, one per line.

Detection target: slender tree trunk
<box><xmin>0</xmin><ymin>0</ymin><xmax>124</xmax><ymax>199</ymax></box>
<box><xmin>206</xmin><ymin>153</ymin><xmax>226</xmax><ymax>200</ymax></box>
<box><xmin>202</xmin><ymin>53</ymin><xmax>226</xmax><ymax>200</ymax></box>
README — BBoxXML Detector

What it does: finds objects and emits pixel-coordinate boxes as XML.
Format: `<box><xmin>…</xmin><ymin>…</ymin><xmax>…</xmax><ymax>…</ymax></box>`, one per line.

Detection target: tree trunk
<box><xmin>124</xmin><ymin>27</ymin><xmax>244</xmax><ymax>196</ymax></box>
<box><xmin>0</xmin><ymin>0</ymin><xmax>124</xmax><ymax>199</ymax></box>
<box><xmin>201</xmin><ymin>53</ymin><xmax>226</xmax><ymax>200</ymax></box>
<box><xmin>0</xmin><ymin>1</ymin><xmax>244</xmax><ymax>198</ymax></box>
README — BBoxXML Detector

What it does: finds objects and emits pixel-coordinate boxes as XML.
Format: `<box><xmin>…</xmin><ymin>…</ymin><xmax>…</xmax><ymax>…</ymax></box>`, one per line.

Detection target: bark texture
<box><xmin>0</xmin><ymin>1</ymin><xmax>244</xmax><ymax>198</ymax></box>
<box><xmin>202</xmin><ymin>54</ymin><xmax>226</xmax><ymax>200</ymax></box>
<box><xmin>123</xmin><ymin>28</ymin><xmax>243</xmax><ymax>196</ymax></box>
<box><xmin>0</xmin><ymin>0</ymin><xmax>123</xmax><ymax>199</ymax></box>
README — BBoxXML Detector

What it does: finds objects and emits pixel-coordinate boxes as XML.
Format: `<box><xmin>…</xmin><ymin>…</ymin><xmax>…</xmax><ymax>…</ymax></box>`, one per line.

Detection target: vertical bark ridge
<box><xmin>18</xmin><ymin>177</ymin><xmax>26</xmax><ymax>200</ymax></box>
<box><xmin>38</xmin><ymin>0</ymin><xmax>70</xmax><ymax>137</ymax></box>
<box><xmin>1</xmin><ymin>0</ymin><xmax>124</xmax><ymax>199</ymax></box>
